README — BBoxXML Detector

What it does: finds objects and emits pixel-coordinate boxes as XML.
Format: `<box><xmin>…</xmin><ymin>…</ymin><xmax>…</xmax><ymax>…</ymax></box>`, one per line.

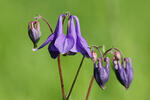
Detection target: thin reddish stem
<box><xmin>86</xmin><ymin>76</ymin><xmax>94</xmax><ymax>100</ymax></box>
<box><xmin>40</xmin><ymin>17</ymin><xmax>53</xmax><ymax>33</ymax></box>
<box><xmin>103</xmin><ymin>48</ymin><xmax>124</xmax><ymax>61</ymax></box>
<box><xmin>34</xmin><ymin>15</ymin><xmax>53</xmax><ymax>33</ymax></box>
<box><xmin>57</xmin><ymin>55</ymin><xmax>66</xmax><ymax>99</ymax></box>
<box><xmin>66</xmin><ymin>56</ymin><xmax>85</xmax><ymax>100</ymax></box>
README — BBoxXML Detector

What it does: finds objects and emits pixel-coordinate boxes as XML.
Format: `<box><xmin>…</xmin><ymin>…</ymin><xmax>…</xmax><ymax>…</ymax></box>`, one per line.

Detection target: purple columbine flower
<box><xmin>35</xmin><ymin>14</ymin><xmax>91</xmax><ymax>58</ymax></box>
<box><xmin>113</xmin><ymin>57</ymin><xmax>133</xmax><ymax>89</ymax></box>
<box><xmin>94</xmin><ymin>57</ymin><xmax>110</xmax><ymax>90</ymax></box>
<box><xmin>28</xmin><ymin>21</ymin><xmax>41</xmax><ymax>48</ymax></box>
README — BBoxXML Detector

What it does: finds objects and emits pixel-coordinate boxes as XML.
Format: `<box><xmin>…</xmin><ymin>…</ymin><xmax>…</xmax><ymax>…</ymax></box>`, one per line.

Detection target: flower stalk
<box><xmin>86</xmin><ymin>76</ymin><xmax>94</xmax><ymax>100</ymax></box>
<box><xmin>66</xmin><ymin>56</ymin><xmax>85</xmax><ymax>100</ymax></box>
<box><xmin>103</xmin><ymin>47</ymin><xmax>124</xmax><ymax>61</ymax></box>
<box><xmin>34</xmin><ymin>15</ymin><xmax>53</xmax><ymax>33</ymax></box>
<box><xmin>58</xmin><ymin>55</ymin><xmax>66</xmax><ymax>99</ymax></box>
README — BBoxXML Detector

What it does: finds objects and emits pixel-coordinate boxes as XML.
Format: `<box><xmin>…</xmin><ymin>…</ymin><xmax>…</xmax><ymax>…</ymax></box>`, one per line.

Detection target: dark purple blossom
<box><xmin>94</xmin><ymin>57</ymin><xmax>110</xmax><ymax>90</ymax></box>
<box><xmin>35</xmin><ymin>14</ymin><xmax>91</xmax><ymax>58</ymax></box>
<box><xmin>113</xmin><ymin>57</ymin><xmax>133</xmax><ymax>89</ymax></box>
<box><xmin>28</xmin><ymin>21</ymin><xmax>41</xmax><ymax>48</ymax></box>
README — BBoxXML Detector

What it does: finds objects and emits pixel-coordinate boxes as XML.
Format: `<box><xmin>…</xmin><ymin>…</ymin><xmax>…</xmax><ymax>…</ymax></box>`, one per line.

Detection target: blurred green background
<box><xmin>0</xmin><ymin>0</ymin><xmax>149</xmax><ymax>100</ymax></box>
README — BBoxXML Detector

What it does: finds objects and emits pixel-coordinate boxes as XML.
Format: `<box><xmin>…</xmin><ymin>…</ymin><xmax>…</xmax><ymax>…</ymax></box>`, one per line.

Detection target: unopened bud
<box><xmin>113</xmin><ymin>57</ymin><xmax>133</xmax><ymax>89</ymax></box>
<box><xmin>28</xmin><ymin>21</ymin><xmax>41</xmax><ymax>48</ymax></box>
<box><xmin>113</xmin><ymin>51</ymin><xmax>121</xmax><ymax>60</ymax></box>
<box><xmin>92</xmin><ymin>51</ymin><xmax>97</xmax><ymax>62</ymax></box>
<box><xmin>94</xmin><ymin>57</ymin><xmax>110</xmax><ymax>90</ymax></box>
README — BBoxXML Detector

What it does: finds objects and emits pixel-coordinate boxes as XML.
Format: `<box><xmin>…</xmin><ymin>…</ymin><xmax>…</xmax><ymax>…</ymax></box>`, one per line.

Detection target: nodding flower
<box><xmin>94</xmin><ymin>57</ymin><xmax>110</xmax><ymax>90</ymax></box>
<box><xmin>33</xmin><ymin>14</ymin><xmax>91</xmax><ymax>59</ymax></box>
<box><xmin>28</xmin><ymin>21</ymin><xmax>41</xmax><ymax>48</ymax></box>
<box><xmin>113</xmin><ymin>57</ymin><xmax>133</xmax><ymax>89</ymax></box>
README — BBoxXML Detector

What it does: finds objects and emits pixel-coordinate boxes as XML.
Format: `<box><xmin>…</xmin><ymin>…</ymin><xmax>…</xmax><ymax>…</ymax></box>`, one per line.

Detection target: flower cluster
<box><xmin>28</xmin><ymin>13</ymin><xmax>133</xmax><ymax>99</ymax></box>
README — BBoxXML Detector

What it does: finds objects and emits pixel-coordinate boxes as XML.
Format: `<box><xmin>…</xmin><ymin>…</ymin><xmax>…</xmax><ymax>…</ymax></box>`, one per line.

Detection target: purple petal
<box><xmin>99</xmin><ymin>67</ymin><xmax>109</xmax><ymax>88</ymax></box>
<box><xmin>54</xmin><ymin>14</ymin><xmax>65</xmax><ymax>37</ymax></box>
<box><xmin>73</xmin><ymin>16</ymin><xmax>91</xmax><ymax>58</ymax></box>
<box><xmin>94</xmin><ymin>63</ymin><xmax>101</xmax><ymax>85</ymax></box>
<box><xmin>54</xmin><ymin>15</ymin><xmax>75</xmax><ymax>54</ymax></box>
<box><xmin>113</xmin><ymin>60</ymin><xmax>118</xmax><ymax>70</ymax></box>
<box><xmin>68</xmin><ymin>16</ymin><xmax>78</xmax><ymax>53</ymax></box>
<box><xmin>104</xmin><ymin>57</ymin><xmax>110</xmax><ymax>74</ymax></box>
<box><xmin>125</xmin><ymin>58</ymin><xmax>133</xmax><ymax>88</ymax></box>
<box><xmin>120</xmin><ymin>68</ymin><xmax>128</xmax><ymax>87</ymax></box>
<box><xmin>98</xmin><ymin>58</ymin><xmax>103</xmax><ymax>68</ymax></box>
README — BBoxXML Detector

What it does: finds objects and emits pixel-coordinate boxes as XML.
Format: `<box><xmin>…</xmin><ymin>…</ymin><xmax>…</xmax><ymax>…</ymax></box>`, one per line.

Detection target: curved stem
<box><xmin>103</xmin><ymin>48</ymin><xmax>124</xmax><ymax>61</ymax></box>
<box><xmin>97</xmin><ymin>47</ymin><xmax>103</xmax><ymax>59</ymax></box>
<box><xmin>86</xmin><ymin>76</ymin><xmax>94</xmax><ymax>100</ymax></box>
<box><xmin>57</xmin><ymin>55</ymin><xmax>66</xmax><ymax>100</ymax></box>
<box><xmin>92</xmin><ymin>45</ymin><xmax>104</xmax><ymax>59</ymax></box>
<box><xmin>103</xmin><ymin>48</ymin><xmax>113</xmax><ymax>56</ymax></box>
<box><xmin>34</xmin><ymin>15</ymin><xmax>53</xmax><ymax>33</ymax></box>
<box><xmin>66</xmin><ymin>56</ymin><xmax>85</xmax><ymax>100</ymax></box>
<box><xmin>113</xmin><ymin>48</ymin><xmax>124</xmax><ymax>60</ymax></box>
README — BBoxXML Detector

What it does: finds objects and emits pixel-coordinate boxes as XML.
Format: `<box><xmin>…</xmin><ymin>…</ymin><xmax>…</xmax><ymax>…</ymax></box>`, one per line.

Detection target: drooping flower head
<box><xmin>94</xmin><ymin>57</ymin><xmax>110</xmax><ymax>90</ymax></box>
<box><xmin>34</xmin><ymin>14</ymin><xmax>91</xmax><ymax>58</ymax></box>
<box><xmin>28</xmin><ymin>21</ymin><xmax>41</xmax><ymax>48</ymax></box>
<box><xmin>113</xmin><ymin>57</ymin><xmax>133</xmax><ymax>89</ymax></box>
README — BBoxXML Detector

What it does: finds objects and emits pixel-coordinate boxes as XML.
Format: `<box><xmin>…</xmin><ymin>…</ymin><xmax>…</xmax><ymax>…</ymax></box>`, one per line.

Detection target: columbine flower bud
<box><xmin>113</xmin><ymin>51</ymin><xmax>121</xmax><ymax>60</ymax></box>
<box><xmin>91</xmin><ymin>51</ymin><xmax>97</xmax><ymax>63</ymax></box>
<box><xmin>94</xmin><ymin>57</ymin><xmax>110</xmax><ymax>90</ymax></box>
<box><xmin>28</xmin><ymin>20</ymin><xmax>41</xmax><ymax>48</ymax></box>
<box><xmin>113</xmin><ymin>57</ymin><xmax>133</xmax><ymax>89</ymax></box>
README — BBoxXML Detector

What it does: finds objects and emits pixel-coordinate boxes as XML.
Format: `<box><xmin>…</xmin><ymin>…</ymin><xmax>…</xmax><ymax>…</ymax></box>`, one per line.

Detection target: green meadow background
<box><xmin>0</xmin><ymin>0</ymin><xmax>149</xmax><ymax>100</ymax></box>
